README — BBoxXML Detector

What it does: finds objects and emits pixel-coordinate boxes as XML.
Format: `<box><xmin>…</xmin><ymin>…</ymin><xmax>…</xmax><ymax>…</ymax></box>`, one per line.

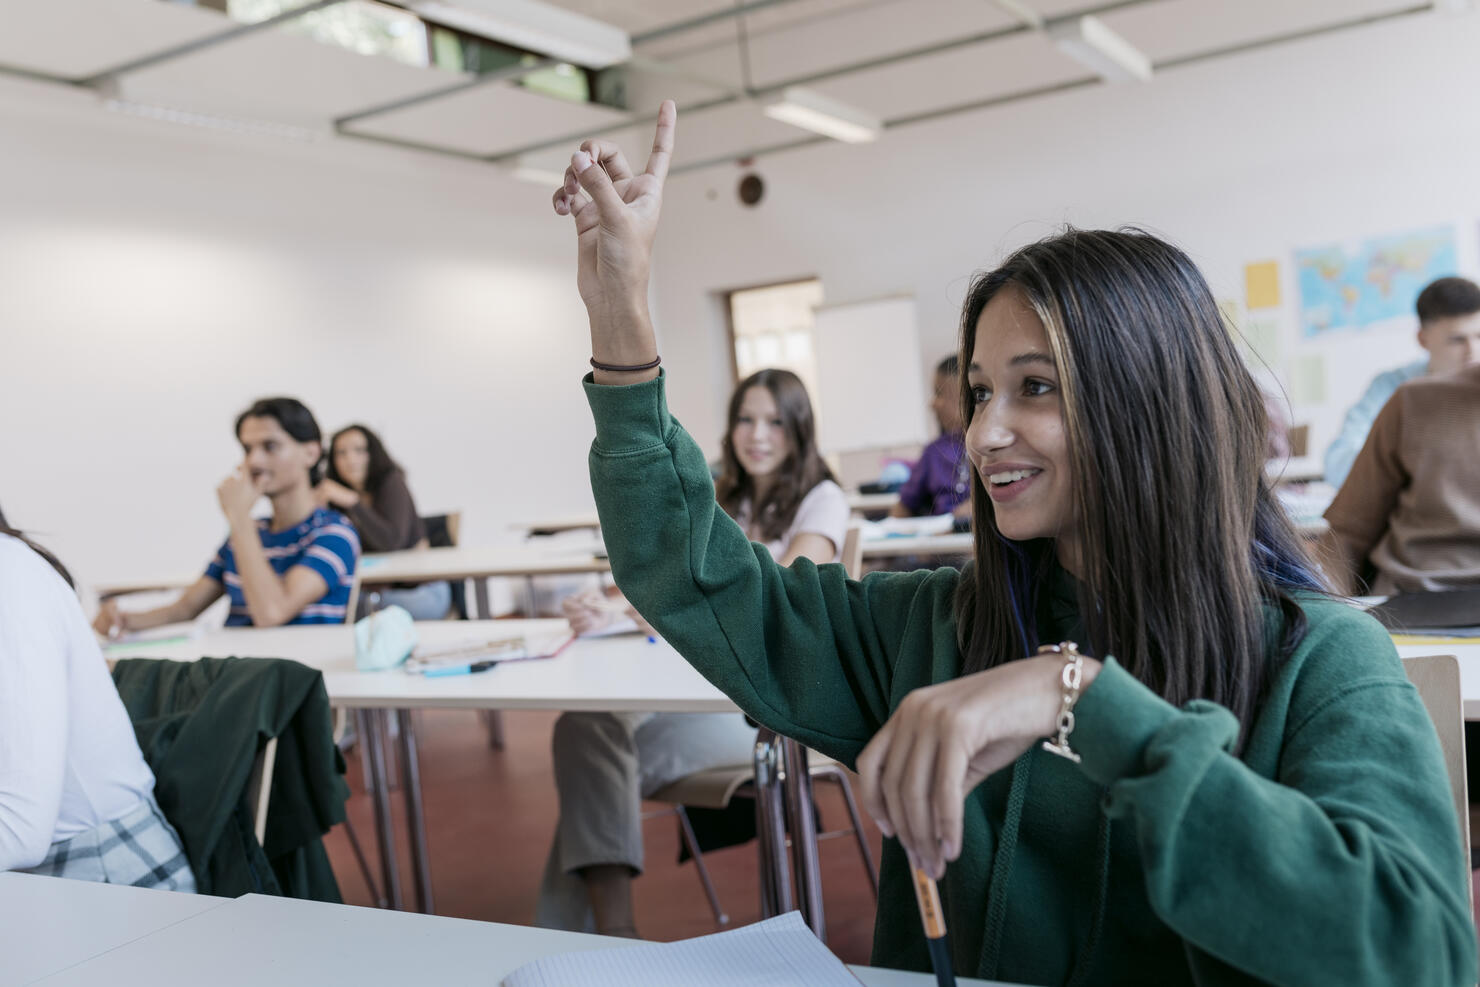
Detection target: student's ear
<box><xmin>1416</xmin><ymin>325</ymin><xmax>1431</xmax><ymax>352</ymax></box>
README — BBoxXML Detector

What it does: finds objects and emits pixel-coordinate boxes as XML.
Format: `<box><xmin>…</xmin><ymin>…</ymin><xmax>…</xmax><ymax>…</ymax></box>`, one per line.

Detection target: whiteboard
<box><xmin>812</xmin><ymin>295</ymin><xmax>931</xmax><ymax>453</ymax></box>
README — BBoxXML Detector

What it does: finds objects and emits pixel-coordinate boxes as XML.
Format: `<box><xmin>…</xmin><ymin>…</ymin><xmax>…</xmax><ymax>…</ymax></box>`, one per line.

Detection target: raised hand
<box><xmin>553</xmin><ymin>100</ymin><xmax>676</xmax><ymax>383</ymax></box>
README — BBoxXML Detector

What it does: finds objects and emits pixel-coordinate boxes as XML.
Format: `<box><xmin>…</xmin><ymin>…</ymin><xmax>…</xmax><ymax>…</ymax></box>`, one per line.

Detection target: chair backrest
<box><xmin>421</xmin><ymin>512</ymin><xmax>468</xmax><ymax>619</ymax></box>
<box><xmin>841</xmin><ymin>525</ymin><xmax>863</xmax><ymax>580</ymax></box>
<box><xmin>421</xmin><ymin>511</ymin><xmax>461</xmax><ymax>549</ymax></box>
<box><xmin>245</xmin><ymin>737</ymin><xmax>279</xmax><ymax>847</ymax></box>
<box><xmin>1400</xmin><ymin>654</ymin><xmax>1471</xmax><ymax>909</ymax></box>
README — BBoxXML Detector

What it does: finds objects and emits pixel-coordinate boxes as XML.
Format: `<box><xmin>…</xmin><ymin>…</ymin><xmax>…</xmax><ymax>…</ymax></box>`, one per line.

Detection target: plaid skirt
<box><xmin>21</xmin><ymin>794</ymin><xmax>196</xmax><ymax>891</ymax></box>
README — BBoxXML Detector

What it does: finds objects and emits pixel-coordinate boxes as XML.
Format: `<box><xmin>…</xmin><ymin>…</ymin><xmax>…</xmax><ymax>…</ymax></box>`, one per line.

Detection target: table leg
<box><xmin>752</xmin><ymin>729</ymin><xmax>792</xmax><ymax>917</ymax></box>
<box><xmin>358</xmin><ymin>708</ymin><xmax>403</xmax><ymax>910</ymax></box>
<box><xmin>781</xmin><ymin>736</ymin><xmax>825</xmax><ymax>941</ymax></box>
<box><xmin>395</xmin><ymin>708</ymin><xmax>435</xmax><ymax>914</ymax></box>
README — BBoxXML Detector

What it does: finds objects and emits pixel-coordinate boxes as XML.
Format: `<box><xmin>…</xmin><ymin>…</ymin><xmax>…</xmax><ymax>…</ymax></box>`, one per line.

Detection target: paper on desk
<box><xmin>500</xmin><ymin>912</ymin><xmax>863</xmax><ymax>987</ymax></box>
<box><xmin>858</xmin><ymin>514</ymin><xmax>955</xmax><ymax>541</ymax></box>
<box><xmin>578</xmin><ymin>615</ymin><xmax>642</xmax><ymax>638</ymax></box>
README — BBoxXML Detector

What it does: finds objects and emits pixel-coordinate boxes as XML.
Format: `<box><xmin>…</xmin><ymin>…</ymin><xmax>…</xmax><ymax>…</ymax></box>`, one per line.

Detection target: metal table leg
<box><xmin>752</xmin><ymin>729</ymin><xmax>792</xmax><ymax>917</ymax></box>
<box><xmin>781</xmin><ymin>736</ymin><xmax>826</xmax><ymax>940</ymax></box>
<box><xmin>358</xmin><ymin>708</ymin><xmax>403</xmax><ymax>910</ymax></box>
<box><xmin>395</xmin><ymin>708</ymin><xmax>435</xmax><ymax>914</ymax></box>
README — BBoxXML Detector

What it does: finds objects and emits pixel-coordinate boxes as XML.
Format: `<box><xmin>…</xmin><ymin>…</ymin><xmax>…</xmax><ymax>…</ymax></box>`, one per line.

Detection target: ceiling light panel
<box><xmin>410</xmin><ymin>0</ymin><xmax>631</xmax><ymax>67</ymax></box>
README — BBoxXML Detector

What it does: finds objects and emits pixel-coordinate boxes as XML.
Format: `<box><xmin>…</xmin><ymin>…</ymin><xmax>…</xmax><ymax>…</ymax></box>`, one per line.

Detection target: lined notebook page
<box><xmin>501</xmin><ymin>913</ymin><xmax>863</xmax><ymax>986</ymax></box>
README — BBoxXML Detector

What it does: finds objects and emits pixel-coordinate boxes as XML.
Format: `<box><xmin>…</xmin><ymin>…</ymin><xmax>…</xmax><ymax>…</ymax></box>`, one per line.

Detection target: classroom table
<box><xmin>12</xmin><ymin>884</ymin><xmax>1006</xmax><ymax>987</ymax></box>
<box><xmin>514</xmin><ymin>492</ymin><xmax>904</xmax><ymax>535</ymax></box>
<box><xmin>91</xmin><ymin>574</ymin><xmax>196</xmax><ymax>600</ymax></box>
<box><xmin>0</xmin><ymin>872</ymin><xmax>226</xmax><ymax>987</ymax></box>
<box><xmin>105</xmin><ymin>622</ymin><xmax>832</xmax><ymax>939</ymax></box>
<box><xmin>356</xmin><ymin>542</ymin><xmax>611</xmax><ymax>618</ymax></box>
<box><xmin>859</xmin><ymin>531</ymin><xmax>973</xmax><ymax>559</ymax></box>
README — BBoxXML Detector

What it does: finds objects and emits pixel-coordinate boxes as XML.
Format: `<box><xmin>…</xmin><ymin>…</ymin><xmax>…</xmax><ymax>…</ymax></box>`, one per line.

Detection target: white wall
<box><xmin>6</xmin><ymin>7</ymin><xmax>1480</xmax><ymax>598</ymax></box>
<box><xmin>0</xmin><ymin>76</ymin><xmax>599</xmax><ymax>595</ymax></box>
<box><xmin>649</xmin><ymin>9</ymin><xmax>1480</xmax><ymax>463</ymax></box>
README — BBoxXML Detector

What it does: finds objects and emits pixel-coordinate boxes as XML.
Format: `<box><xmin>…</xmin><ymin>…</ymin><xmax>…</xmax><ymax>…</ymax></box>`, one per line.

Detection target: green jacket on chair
<box><xmin>111</xmin><ymin>656</ymin><xmax>349</xmax><ymax>901</ymax></box>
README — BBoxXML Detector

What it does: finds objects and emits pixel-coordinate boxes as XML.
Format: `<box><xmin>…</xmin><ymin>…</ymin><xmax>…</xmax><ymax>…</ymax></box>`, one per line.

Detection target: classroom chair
<box><xmin>642</xmin><ymin>748</ymin><xmax>878</xmax><ymax>927</ymax></box>
<box><xmin>1400</xmin><ymin>654</ymin><xmax>1472</xmax><ymax>916</ymax></box>
<box><xmin>640</xmin><ymin>525</ymin><xmax>876</xmax><ymax>927</ymax></box>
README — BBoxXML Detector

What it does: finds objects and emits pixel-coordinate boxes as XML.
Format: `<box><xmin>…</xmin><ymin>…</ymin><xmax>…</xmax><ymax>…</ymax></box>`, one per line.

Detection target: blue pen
<box><xmin>423</xmin><ymin>660</ymin><xmax>499</xmax><ymax>678</ymax></box>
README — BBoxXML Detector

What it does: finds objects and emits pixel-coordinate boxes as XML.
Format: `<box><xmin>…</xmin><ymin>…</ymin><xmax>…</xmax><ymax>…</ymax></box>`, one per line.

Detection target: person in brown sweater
<box><xmin>1321</xmin><ymin>363</ymin><xmax>1480</xmax><ymax>596</ymax></box>
<box><xmin>319</xmin><ymin>424</ymin><xmax>451</xmax><ymax>619</ymax></box>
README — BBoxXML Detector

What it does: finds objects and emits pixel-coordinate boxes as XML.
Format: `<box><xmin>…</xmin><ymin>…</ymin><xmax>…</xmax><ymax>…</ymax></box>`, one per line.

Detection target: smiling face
<box><xmin>965</xmin><ymin>286</ymin><xmax>1078</xmax><ymax>565</ymax></box>
<box><xmin>238</xmin><ymin>415</ymin><xmax>319</xmax><ymax>497</ymax></box>
<box><xmin>730</xmin><ymin>385</ymin><xmax>792</xmax><ymax>479</ymax></box>
<box><xmin>332</xmin><ymin>428</ymin><xmax>371</xmax><ymax>491</ymax></box>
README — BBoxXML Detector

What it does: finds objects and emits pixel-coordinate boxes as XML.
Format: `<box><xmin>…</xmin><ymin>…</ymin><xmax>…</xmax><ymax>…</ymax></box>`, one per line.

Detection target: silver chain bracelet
<box><xmin>1039</xmin><ymin>641</ymin><xmax>1085</xmax><ymax>764</ymax></box>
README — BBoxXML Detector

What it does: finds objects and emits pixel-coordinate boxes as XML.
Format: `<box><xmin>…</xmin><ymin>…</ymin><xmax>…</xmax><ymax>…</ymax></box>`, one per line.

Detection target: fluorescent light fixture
<box><xmin>103</xmin><ymin>99</ymin><xmax>318</xmax><ymax>142</ymax></box>
<box><xmin>763</xmin><ymin>87</ymin><xmax>882</xmax><ymax>144</ymax></box>
<box><xmin>1048</xmin><ymin>15</ymin><xmax>1152</xmax><ymax>83</ymax></box>
<box><xmin>411</xmin><ymin>0</ymin><xmax>631</xmax><ymax>68</ymax></box>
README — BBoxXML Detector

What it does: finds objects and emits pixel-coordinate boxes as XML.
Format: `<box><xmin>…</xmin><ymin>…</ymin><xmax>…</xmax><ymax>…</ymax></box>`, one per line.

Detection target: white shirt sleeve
<box><xmin>786</xmin><ymin>481</ymin><xmax>851</xmax><ymax>563</ymax></box>
<box><xmin>0</xmin><ymin>543</ymin><xmax>70</xmax><ymax>870</ymax></box>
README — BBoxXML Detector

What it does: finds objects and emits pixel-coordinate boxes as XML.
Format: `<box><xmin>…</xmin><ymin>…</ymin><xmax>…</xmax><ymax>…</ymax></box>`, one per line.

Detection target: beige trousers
<box><xmin>533</xmin><ymin>710</ymin><xmax>756</xmax><ymax>931</ymax></box>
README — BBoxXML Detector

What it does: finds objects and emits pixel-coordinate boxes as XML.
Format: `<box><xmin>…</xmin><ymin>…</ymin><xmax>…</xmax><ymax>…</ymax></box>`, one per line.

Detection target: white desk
<box><xmin>104</xmin><ymin>623</ymin><xmax>768</xmax><ymax>924</ymax></box>
<box><xmin>0</xmin><ymin>872</ymin><xmax>225</xmax><ymax>987</ymax></box>
<box><xmin>109</xmin><ymin>620</ymin><xmax>734</xmax><ymax>714</ymax></box>
<box><xmin>27</xmin><ymin>890</ymin><xmax>1004</xmax><ymax>987</ymax></box>
<box><xmin>860</xmin><ymin>532</ymin><xmax>973</xmax><ymax>559</ymax></box>
<box><xmin>515</xmin><ymin>493</ymin><xmax>903</xmax><ymax>535</ymax></box>
<box><xmin>358</xmin><ymin>544</ymin><xmax>611</xmax><ymax>618</ymax></box>
<box><xmin>92</xmin><ymin>575</ymin><xmax>195</xmax><ymax>600</ymax></box>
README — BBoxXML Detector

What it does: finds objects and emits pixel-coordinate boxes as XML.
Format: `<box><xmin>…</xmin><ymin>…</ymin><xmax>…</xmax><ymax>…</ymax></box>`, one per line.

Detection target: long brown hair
<box><xmin>954</xmin><ymin>229</ymin><xmax>1324</xmax><ymax>735</ymax></box>
<box><xmin>715</xmin><ymin>369</ymin><xmax>835</xmax><ymax>543</ymax></box>
<box><xmin>0</xmin><ymin>506</ymin><xmax>73</xmax><ymax>587</ymax></box>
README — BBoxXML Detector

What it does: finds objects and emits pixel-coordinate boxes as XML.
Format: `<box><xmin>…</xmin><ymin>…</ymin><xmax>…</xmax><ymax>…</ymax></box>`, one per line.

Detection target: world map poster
<box><xmin>1295</xmin><ymin>225</ymin><xmax>1456</xmax><ymax>338</ymax></box>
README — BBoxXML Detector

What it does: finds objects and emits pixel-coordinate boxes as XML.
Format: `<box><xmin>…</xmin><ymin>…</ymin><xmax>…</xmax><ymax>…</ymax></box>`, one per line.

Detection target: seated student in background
<box><xmin>94</xmin><ymin>397</ymin><xmax>359</xmax><ymax>635</ymax></box>
<box><xmin>1325</xmin><ymin>275</ymin><xmax>1480</xmax><ymax>487</ymax></box>
<box><xmin>891</xmin><ymin>354</ymin><xmax>971</xmax><ymax>523</ymax></box>
<box><xmin>1320</xmin><ymin>362</ymin><xmax>1480</xmax><ymax>596</ymax></box>
<box><xmin>0</xmin><ymin>510</ymin><xmax>194</xmax><ymax>889</ymax></box>
<box><xmin>319</xmin><ymin>424</ymin><xmax>449</xmax><ymax>620</ymax></box>
<box><xmin>537</xmin><ymin>368</ymin><xmax>848</xmax><ymax>937</ymax></box>
<box><xmin>550</xmin><ymin>102</ymin><xmax>1475</xmax><ymax>983</ymax></box>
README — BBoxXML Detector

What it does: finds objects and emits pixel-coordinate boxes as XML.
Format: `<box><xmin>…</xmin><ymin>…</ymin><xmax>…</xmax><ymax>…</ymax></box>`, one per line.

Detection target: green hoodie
<box><xmin>584</xmin><ymin>372</ymin><xmax>1475</xmax><ymax>986</ymax></box>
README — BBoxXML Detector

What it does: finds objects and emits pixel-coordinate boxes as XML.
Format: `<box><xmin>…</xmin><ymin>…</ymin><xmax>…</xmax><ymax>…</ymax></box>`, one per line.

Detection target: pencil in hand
<box><xmin>911</xmin><ymin>866</ymin><xmax>956</xmax><ymax>987</ymax></box>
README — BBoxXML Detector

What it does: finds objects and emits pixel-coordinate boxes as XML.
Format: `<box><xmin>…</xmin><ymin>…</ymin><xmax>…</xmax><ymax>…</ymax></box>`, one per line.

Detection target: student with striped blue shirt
<box><xmin>94</xmin><ymin>397</ymin><xmax>359</xmax><ymax>634</ymax></box>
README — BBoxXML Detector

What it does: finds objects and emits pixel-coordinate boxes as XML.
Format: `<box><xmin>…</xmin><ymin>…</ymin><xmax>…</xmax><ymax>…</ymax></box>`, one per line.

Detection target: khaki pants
<box><xmin>533</xmin><ymin>710</ymin><xmax>756</xmax><ymax>931</ymax></box>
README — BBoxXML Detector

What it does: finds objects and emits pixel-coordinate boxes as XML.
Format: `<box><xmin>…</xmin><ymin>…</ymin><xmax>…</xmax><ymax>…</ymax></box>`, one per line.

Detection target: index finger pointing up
<box><xmin>644</xmin><ymin>99</ymin><xmax>676</xmax><ymax>183</ymax></box>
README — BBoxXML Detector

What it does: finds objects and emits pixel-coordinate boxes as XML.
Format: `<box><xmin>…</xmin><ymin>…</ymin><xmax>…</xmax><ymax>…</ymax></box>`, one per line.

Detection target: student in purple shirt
<box><xmin>893</xmin><ymin>354</ymin><xmax>971</xmax><ymax>522</ymax></box>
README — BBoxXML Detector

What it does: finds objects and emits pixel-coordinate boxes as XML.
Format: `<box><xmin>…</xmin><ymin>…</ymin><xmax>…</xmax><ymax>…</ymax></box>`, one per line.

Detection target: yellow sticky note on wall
<box><xmin>1244</xmin><ymin>261</ymin><xmax>1281</xmax><ymax>309</ymax></box>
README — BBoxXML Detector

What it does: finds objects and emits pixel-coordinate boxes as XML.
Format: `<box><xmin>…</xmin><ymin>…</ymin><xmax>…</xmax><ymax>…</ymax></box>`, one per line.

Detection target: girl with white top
<box><xmin>0</xmin><ymin>518</ymin><xmax>194</xmax><ymax>889</ymax></box>
<box><xmin>537</xmin><ymin>368</ymin><xmax>848</xmax><ymax>936</ymax></box>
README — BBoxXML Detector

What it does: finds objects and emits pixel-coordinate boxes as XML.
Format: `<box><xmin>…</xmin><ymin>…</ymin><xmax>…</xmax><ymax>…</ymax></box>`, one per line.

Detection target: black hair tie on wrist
<box><xmin>590</xmin><ymin>355</ymin><xmax>661</xmax><ymax>372</ymax></box>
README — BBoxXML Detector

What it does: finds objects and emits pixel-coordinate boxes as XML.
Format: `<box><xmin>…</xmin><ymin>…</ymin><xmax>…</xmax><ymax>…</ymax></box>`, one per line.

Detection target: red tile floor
<box><xmin>322</xmin><ymin>709</ymin><xmax>885</xmax><ymax>964</ymax></box>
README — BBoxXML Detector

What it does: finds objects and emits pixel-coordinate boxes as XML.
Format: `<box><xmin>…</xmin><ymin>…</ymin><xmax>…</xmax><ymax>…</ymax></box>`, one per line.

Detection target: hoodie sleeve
<box><xmin>1069</xmin><ymin>611</ymin><xmax>1476</xmax><ymax>987</ymax></box>
<box><xmin>584</xmin><ymin>371</ymin><xmax>948</xmax><ymax>766</ymax></box>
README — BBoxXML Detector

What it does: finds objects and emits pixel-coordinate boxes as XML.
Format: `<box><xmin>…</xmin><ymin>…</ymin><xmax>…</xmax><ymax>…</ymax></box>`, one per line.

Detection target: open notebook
<box><xmin>501</xmin><ymin>912</ymin><xmax>863</xmax><ymax>986</ymax></box>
